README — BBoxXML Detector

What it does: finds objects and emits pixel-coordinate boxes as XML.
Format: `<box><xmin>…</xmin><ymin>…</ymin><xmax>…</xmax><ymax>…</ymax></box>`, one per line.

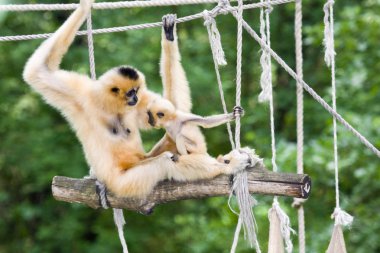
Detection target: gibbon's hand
<box><xmin>233</xmin><ymin>106</ymin><xmax>245</xmax><ymax>119</ymax></box>
<box><xmin>162</xmin><ymin>14</ymin><xmax>177</xmax><ymax>41</ymax></box>
<box><xmin>80</xmin><ymin>0</ymin><xmax>94</xmax><ymax>12</ymax></box>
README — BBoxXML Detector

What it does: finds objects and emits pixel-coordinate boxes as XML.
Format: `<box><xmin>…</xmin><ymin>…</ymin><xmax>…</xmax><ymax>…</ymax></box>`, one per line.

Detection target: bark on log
<box><xmin>52</xmin><ymin>165</ymin><xmax>311</xmax><ymax>214</ymax></box>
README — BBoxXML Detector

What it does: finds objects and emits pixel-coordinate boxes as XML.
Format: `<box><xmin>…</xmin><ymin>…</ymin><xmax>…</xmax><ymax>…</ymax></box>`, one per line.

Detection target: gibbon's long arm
<box><xmin>23</xmin><ymin>0</ymin><xmax>93</xmax><ymax>110</ymax></box>
<box><xmin>160</xmin><ymin>14</ymin><xmax>192</xmax><ymax>113</ymax></box>
<box><xmin>180</xmin><ymin>111</ymin><xmax>235</xmax><ymax>129</ymax></box>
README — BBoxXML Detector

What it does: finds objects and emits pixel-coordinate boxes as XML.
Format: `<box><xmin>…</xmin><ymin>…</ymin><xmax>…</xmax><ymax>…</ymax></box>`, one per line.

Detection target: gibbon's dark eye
<box><xmin>224</xmin><ymin>159</ymin><xmax>230</xmax><ymax>164</ymax></box>
<box><xmin>126</xmin><ymin>89</ymin><xmax>136</xmax><ymax>97</ymax></box>
<box><xmin>157</xmin><ymin>112</ymin><xmax>165</xmax><ymax>118</ymax></box>
<box><xmin>111</xmin><ymin>87</ymin><xmax>120</xmax><ymax>93</ymax></box>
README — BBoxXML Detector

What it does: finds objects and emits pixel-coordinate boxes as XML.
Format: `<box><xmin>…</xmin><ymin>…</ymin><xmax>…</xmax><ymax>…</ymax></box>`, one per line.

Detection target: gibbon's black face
<box><xmin>111</xmin><ymin>86</ymin><xmax>140</xmax><ymax>106</ymax></box>
<box><xmin>105</xmin><ymin>66</ymin><xmax>143</xmax><ymax>107</ymax></box>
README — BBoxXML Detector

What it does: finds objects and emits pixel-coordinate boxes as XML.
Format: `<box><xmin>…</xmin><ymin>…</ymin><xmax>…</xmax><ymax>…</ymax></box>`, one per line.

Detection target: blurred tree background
<box><xmin>0</xmin><ymin>0</ymin><xmax>379</xmax><ymax>252</ymax></box>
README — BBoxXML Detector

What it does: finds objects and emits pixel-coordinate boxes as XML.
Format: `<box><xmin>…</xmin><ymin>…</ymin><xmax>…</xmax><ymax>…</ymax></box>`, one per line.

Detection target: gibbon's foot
<box><xmin>163</xmin><ymin>14</ymin><xmax>176</xmax><ymax>41</ymax></box>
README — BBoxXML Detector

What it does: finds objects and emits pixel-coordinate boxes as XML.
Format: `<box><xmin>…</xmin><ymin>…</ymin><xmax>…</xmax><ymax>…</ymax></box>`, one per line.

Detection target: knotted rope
<box><xmin>293</xmin><ymin>0</ymin><xmax>306</xmax><ymax>252</ymax></box>
<box><xmin>257</xmin><ymin>1</ymin><xmax>294</xmax><ymax>252</ymax></box>
<box><xmin>323</xmin><ymin>0</ymin><xmax>353</xmax><ymax>230</ymax></box>
<box><xmin>229</xmin><ymin>0</ymin><xmax>261</xmax><ymax>252</ymax></box>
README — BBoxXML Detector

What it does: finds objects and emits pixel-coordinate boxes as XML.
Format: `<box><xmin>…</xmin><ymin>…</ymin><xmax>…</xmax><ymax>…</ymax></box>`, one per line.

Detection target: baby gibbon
<box><xmin>147</xmin><ymin>96</ymin><xmax>237</xmax><ymax>155</ymax></box>
<box><xmin>23</xmin><ymin>1</ymin><xmax>255</xmax><ymax>198</ymax></box>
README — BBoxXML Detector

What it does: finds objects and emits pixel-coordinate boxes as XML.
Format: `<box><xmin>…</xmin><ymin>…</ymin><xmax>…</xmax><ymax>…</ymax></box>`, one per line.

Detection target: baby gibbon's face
<box><xmin>99</xmin><ymin>66</ymin><xmax>145</xmax><ymax>108</ymax></box>
<box><xmin>147</xmin><ymin>98</ymin><xmax>176</xmax><ymax>128</ymax></box>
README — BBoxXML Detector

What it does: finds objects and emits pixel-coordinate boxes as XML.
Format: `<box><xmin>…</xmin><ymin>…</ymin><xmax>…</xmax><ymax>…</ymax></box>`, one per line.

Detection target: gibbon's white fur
<box><xmin>147</xmin><ymin>96</ymin><xmax>236</xmax><ymax>155</ymax></box>
<box><xmin>23</xmin><ymin>2</ymin><xmax>254</xmax><ymax>198</ymax></box>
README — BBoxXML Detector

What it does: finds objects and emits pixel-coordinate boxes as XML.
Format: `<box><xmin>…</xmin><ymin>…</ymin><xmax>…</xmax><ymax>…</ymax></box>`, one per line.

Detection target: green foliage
<box><xmin>0</xmin><ymin>0</ymin><xmax>379</xmax><ymax>252</ymax></box>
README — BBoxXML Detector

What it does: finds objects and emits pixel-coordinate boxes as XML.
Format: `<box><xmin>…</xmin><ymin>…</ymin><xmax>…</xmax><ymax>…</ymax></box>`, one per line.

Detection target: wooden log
<box><xmin>52</xmin><ymin>166</ymin><xmax>311</xmax><ymax>214</ymax></box>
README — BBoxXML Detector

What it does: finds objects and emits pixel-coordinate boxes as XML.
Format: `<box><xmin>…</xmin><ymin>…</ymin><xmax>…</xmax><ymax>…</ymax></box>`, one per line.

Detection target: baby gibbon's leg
<box><xmin>109</xmin><ymin>149</ymin><xmax>254</xmax><ymax>198</ymax></box>
<box><xmin>23</xmin><ymin>0</ymin><xmax>93</xmax><ymax>104</ymax></box>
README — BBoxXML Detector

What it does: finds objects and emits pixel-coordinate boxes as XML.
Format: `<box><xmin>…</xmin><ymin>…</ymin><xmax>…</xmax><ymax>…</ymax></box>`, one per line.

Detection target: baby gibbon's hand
<box><xmin>80</xmin><ymin>0</ymin><xmax>94</xmax><ymax>12</ymax></box>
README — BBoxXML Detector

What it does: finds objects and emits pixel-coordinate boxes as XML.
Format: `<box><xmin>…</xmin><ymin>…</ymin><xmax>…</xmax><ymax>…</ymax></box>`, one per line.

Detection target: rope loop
<box><xmin>291</xmin><ymin>198</ymin><xmax>307</xmax><ymax>209</ymax></box>
<box><xmin>332</xmin><ymin>207</ymin><xmax>354</xmax><ymax>227</ymax></box>
<box><xmin>217</xmin><ymin>0</ymin><xmax>231</xmax><ymax>15</ymax></box>
<box><xmin>95</xmin><ymin>180</ymin><xmax>109</xmax><ymax>209</ymax></box>
<box><xmin>203</xmin><ymin>10</ymin><xmax>227</xmax><ymax>66</ymax></box>
<box><xmin>264</xmin><ymin>0</ymin><xmax>273</xmax><ymax>14</ymax></box>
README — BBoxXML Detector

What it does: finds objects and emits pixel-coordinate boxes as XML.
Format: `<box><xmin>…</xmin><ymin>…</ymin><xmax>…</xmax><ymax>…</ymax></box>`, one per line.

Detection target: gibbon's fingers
<box><xmin>162</xmin><ymin>14</ymin><xmax>177</xmax><ymax>42</ymax></box>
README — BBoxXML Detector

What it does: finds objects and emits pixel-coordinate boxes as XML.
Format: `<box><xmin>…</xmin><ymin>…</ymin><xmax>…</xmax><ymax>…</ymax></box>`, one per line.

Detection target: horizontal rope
<box><xmin>0</xmin><ymin>0</ymin><xmax>248</xmax><ymax>12</ymax></box>
<box><xmin>0</xmin><ymin>0</ymin><xmax>294</xmax><ymax>42</ymax></box>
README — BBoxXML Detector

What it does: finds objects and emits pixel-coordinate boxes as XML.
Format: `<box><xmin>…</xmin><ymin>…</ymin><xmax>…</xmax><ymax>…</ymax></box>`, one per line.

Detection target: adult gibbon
<box><xmin>23</xmin><ymin>1</ymin><xmax>255</xmax><ymax>198</ymax></box>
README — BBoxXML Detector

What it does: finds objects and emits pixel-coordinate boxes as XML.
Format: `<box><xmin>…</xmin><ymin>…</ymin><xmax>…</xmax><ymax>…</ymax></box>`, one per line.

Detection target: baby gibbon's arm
<box><xmin>179</xmin><ymin>111</ymin><xmax>235</xmax><ymax>129</ymax></box>
<box><xmin>23</xmin><ymin>0</ymin><xmax>93</xmax><ymax>106</ymax></box>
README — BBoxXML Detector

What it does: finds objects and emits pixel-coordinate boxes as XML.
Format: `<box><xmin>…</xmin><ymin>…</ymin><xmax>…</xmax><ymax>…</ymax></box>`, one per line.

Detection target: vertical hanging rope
<box><xmin>203</xmin><ymin>10</ymin><xmax>235</xmax><ymax>148</ymax></box>
<box><xmin>86</xmin><ymin>8</ymin><xmax>128</xmax><ymax>253</ymax></box>
<box><xmin>258</xmin><ymin>1</ymin><xmax>295</xmax><ymax>252</ymax></box>
<box><xmin>230</xmin><ymin>0</ymin><xmax>261</xmax><ymax>252</ymax></box>
<box><xmin>293</xmin><ymin>1</ymin><xmax>306</xmax><ymax>253</ymax></box>
<box><xmin>86</xmin><ymin>11</ymin><xmax>96</xmax><ymax>80</ymax></box>
<box><xmin>323</xmin><ymin>0</ymin><xmax>353</xmax><ymax>252</ymax></box>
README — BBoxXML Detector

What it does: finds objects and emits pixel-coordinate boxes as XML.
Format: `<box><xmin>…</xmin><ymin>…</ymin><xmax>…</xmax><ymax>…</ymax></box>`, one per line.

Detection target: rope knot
<box><xmin>323</xmin><ymin>0</ymin><xmax>336</xmax><ymax>66</ymax></box>
<box><xmin>203</xmin><ymin>10</ymin><xmax>227</xmax><ymax>66</ymax></box>
<box><xmin>291</xmin><ymin>198</ymin><xmax>307</xmax><ymax>209</ymax></box>
<box><xmin>264</xmin><ymin>0</ymin><xmax>273</xmax><ymax>14</ymax></box>
<box><xmin>217</xmin><ymin>0</ymin><xmax>231</xmax><ymax>15</ymax></box>
<box><xmin>332</xmin><ymin>207</ymin><xmax>354</xmax><ymax>227</ymax></box>
<box><xmin>233</xmin><ymin>106</ymin><xmax>244</xmax><ymax>118</ymax></box>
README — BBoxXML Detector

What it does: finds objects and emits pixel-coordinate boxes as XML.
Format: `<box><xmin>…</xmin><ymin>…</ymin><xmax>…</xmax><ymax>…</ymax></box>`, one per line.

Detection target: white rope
<box><xmin>0</xmin><ymin>0</ymin><xmax>294</xmax><ymax>42</ymax></box>
<box><xmin>258</xmin><ymin>1</ymin><xmax>295</xmax><ymax>251</ymax></box>
<box><xmin>203</xmin><ymin>10</ymin><xmax>227</xmax><ymax>66</ymax></box>
<box><xmin>332</xmin><ymin>207</ymin><xmax>353</xmax><ymax>227</ymax></box>
<box><xmin>86</xmin><ymin>13</ymin><xmax>128</xmax><ymax>252</ymax></box>
<box><xmin>203</xmin><ymin>7</ymin><xmax>235</xmax><ymax>148</ymax></box>
<box><xmin>270</xmin><ymin>198</ymin><xmax>296</xmax><ymax>253</ymax></box>
<box><xmin>258</xmin><ymin>1</ymin><xmax>272</xmax><ymax>103</ymax></box>
<box><xmin>86</xmin><ymin>11</ymin><xmax>96</xmax><ymax>80</ymax></box>
<box><xmin>323</xmin><ymin>0</ymin><xmax>353</xmax><ymax>230</ymax></box>
<box><xmin>323</xmin><ymin>0</ymin><xmax>336</xmax><ymax>67</ymax></box>
<box><xmin>0</xmin><ymin>0</ymin><xmax>237</xmax><ymax>12</ymax></box>
<box><xmin>294</xmin><ymin>0</ymin><xmax>306</xmax><ymax>252</ymax></box>
<box><xmin>230</xmin><ymin>0</ymin><xmax>261</xmax><ymax>252</ymax></box>
<box><xmin>229</xmin><ymin>13</ymin><xmax>380</xmax><ymax>158</ymax></box>
<box><xmin>113</xmin><ymin>208</ymin><xmax>129</xmax><ymax>253</ymax></box>
<box><xmin>230</xmin><ymin>217</ymin><xmax>242</xmax><ymax>253</ymax></box>
<box><xmin>95</xmin><ymin>180</ymin><xmax>109</xmax><ymax>209</ymax></box>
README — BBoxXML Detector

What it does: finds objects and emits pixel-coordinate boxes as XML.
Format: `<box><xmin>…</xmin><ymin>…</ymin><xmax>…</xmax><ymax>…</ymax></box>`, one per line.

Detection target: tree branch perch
<box><xmin>52</xmin><ymin>165</ymin><xmax>311</xmax><ymax>214</ymax></box>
